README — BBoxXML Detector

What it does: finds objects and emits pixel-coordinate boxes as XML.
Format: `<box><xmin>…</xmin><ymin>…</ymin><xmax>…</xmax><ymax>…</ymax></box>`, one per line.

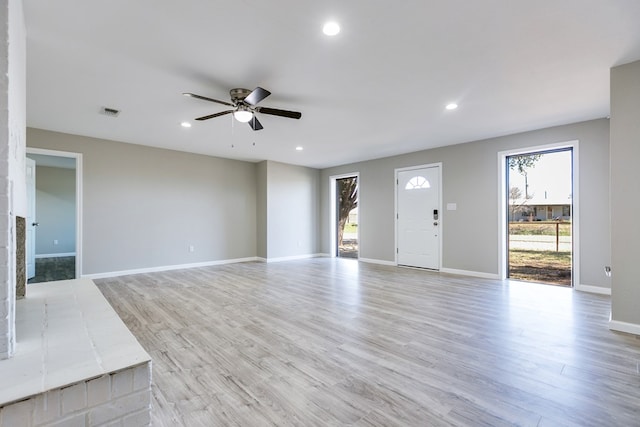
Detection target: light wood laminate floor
<box><xmin>96</xmin><ymin>259</ymin><xmax>640</xmax><ymax>426</ymax></box>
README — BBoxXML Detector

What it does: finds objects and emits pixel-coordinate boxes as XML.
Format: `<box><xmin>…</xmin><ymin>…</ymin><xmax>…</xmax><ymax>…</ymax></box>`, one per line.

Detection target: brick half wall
<box><xmin>0</xmin><ymin>362</ymin><xmax>151</xmax><ymax>426</ymax></box>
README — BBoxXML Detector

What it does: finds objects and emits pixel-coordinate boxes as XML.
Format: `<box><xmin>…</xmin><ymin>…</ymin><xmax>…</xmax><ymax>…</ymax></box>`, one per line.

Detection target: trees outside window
<box><xmin>337</xmin><ymin>177</ymin><xmax>357</xmax><ymax>248</ymax></box>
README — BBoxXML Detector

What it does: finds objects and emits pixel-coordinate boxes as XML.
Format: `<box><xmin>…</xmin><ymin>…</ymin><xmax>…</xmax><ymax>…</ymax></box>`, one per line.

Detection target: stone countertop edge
<box><xmin>0</xmin><ymin>278</ymin><xmax>151</xmax><ymax>406</ymax></box>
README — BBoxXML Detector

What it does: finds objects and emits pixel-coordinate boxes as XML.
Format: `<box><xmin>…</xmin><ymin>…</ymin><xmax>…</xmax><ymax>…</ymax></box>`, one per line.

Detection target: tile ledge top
<box><xmin>0</xmin><ymin>278</ymin><xmax>151</xmax><ymax>406</ymax></box>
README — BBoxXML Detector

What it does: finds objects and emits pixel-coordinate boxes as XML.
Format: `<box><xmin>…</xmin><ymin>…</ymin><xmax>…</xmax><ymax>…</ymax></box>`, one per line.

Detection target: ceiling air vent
<box><xmin>100</xmin><ymin>107</ymin><xmax>120</xmax><ymax>117</ymax></box>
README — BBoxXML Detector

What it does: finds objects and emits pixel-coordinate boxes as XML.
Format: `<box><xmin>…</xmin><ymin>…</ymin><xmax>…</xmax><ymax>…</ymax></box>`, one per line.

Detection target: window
<box><xmin>405</xmin><ymin>176</ymin><xmax>431</xmax><ymax>190</ymax></box>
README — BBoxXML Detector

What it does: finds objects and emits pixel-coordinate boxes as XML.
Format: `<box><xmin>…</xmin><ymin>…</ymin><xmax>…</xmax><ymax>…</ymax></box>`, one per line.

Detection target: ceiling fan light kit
<box><xmin>233</xmin><ymin>109</ymin><xmax>253</xmax><ymax>123</ymax></box>
<box><xmin>183</xmin><ymin>86</ymin><xmax>302</xmax><ymax>131</ymax></box>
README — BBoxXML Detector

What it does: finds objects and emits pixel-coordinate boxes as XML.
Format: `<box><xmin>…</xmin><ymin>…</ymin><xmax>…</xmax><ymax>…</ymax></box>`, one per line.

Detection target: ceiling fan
<box><xmin>183</xmin><ymin>87</ymin><xmax>302</xmax><ymax>131</ymax></box>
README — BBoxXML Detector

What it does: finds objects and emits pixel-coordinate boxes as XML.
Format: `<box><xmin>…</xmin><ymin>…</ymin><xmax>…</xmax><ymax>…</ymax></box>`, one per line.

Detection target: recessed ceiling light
<box><xmin>445</xmin><ymin>103</ymin><xmax>458</xmax><ymax>110</ymax></box>
<box><xmin>323</xmin><ymin>21</ymin><xmax>340</xmax><ymax>36</ymax></box>
<box><xmin>295</xmin><ymin>146</ymin><xmax>304</xmax><ymax>151</ymax></box>
<box><xmin>181</xmin><ymin>121</ymin><xmax>192</xmax><ymax>128</ymax></box>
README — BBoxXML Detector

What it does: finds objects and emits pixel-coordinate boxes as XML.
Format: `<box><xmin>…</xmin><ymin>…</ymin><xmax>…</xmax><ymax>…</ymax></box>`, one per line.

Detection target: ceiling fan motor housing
<box><xmin>230</xmin><ymin>88</ymin><xmax>252</xmax><ymax>104</ymax></box>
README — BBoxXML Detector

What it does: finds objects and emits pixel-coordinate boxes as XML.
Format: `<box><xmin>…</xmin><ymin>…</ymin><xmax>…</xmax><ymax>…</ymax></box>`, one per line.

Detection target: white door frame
<box><xmin>395</xmin><ymin>163</ymin><xmax>443</xmax><ymax>269</ymax></box>
<box><xmin>498</xmin><ymin>141</ymin><xmax>579</xmax><ymax>286</ymax></box>
<box><xmin>26</xmin><ymin>147</ymin><xmax>83</xmax><ymax>279</ymax></box>
<box><xmin>26</xmin><ymin>157</ymin><xmax>36</xmax><ymax>278</ymax></box>
<box><xmin>329</xmin><ymin>172</ymin><xmax>359</xmax><ymax>258</ymax></box>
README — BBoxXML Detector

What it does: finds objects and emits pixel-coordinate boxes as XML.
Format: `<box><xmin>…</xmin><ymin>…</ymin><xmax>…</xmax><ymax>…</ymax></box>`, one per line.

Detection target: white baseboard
<box><xmin>260</xmin><ymin>253</ymin><xmax>326</xmax><ymax>263</ymax></box>
<box><xmin>82</xmin><ymin>257</ymin><xmax>260</xmax><ymax>279</ymax></box>
<box><xmin>440</xmin><ymin>268</ymin><xmax>500</xmax><ymax>280</ymax></box>
<box><xmin>36</xmin><ymin>252</ymin><xmax>76</xmax><ymax>259</ymax></box>
<box><xmin>575</xmin><ymin>284</ymin><xmax>611</xmax><ymax>295</ymax></box>
<box><xmin>359</xmin><ymin>258</ymin><xmax>396</xmax><ymax>266</ymax></box>
<box><xmin>609</xmin><ymin>317</ymin><xmax>640</xmax><ymax>336</ymax></box>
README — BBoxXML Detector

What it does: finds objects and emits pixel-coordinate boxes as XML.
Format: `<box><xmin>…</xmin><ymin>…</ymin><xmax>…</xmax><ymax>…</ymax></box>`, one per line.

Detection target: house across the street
<box><xmin>510</xmin><ymin>195</ymin><xmax>572</xmax><ymax>221</ymax></box>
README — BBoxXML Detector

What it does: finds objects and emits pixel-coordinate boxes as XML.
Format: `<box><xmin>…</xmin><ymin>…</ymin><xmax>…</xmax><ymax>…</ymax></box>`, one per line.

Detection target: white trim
<box><xmin>260</xmin><ymin>253</ymin><xmax>327</xmax><ymax>263</ymax></box>
<box><xmin>497</xmin><ymin>141</ymin><xmax>579</xmax><ymax>285</ymax></box>
<box><xmin>35</xmin><ymin>252</ymin><xmax>76</xmax><ymax>259</ymax></box>
<box><xmin>27</xmin><ymin>148</ymin><xmax>83</xmax><ymax>279</ymax></box>
<box><xmin>575</xmin><ymin>284</ymin><xmax>611</xmax><ymax>295</ymax></box>
<box><xmin>329</xmin><ymin>172</ymin><xmax>359</xmax><ymax>258</ymax></box>
<box><xmin>394</xmin><ymin>163</ymin><xmax>443</xmax><ymax>270</ymax></box>
<box><xmin>359</xmin><ymin>258</ymin><xmax>396</xmax><ymax>266</ymax></box>
<box><xmin>82</xmin><ymin>257</ymin><xmax>259</xmax><ymax>279</ymax></box>
<box><xmin>609</xmin><ymin>318</ymin><xmax>640</xmax><ymax>336</ymax></box>
<box><xmin>440</xmin><ymin>268</ymin><xmax>500</xmax><ymax>280</ymax></box>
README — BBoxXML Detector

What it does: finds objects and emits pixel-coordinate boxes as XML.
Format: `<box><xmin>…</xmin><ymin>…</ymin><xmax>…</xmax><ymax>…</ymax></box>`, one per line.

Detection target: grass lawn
<box><xmin>509</xmin><ymin>249</ymin><xmax>572</xmax><ymax>286</ymax></box>
<box><xmin>509</xmin><ymin>222</ymin><xmax>571</xmax><ymax>236</ymax></box>
<box><xmin>344</xmin><ymin>223</ymin><xmax>358</xmax><ymax>233</ymax></box>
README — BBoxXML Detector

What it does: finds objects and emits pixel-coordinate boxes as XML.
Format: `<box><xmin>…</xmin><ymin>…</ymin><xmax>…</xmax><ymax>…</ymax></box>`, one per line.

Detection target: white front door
<box><xmin>26</xmin><ymin>157</ymin><xmax>36</xmax><ymax>279</ymax></box>
<box><xmin>397</xmin><ymin>166</ymin><xmax>440</xmax><ymax>269</ymax></box>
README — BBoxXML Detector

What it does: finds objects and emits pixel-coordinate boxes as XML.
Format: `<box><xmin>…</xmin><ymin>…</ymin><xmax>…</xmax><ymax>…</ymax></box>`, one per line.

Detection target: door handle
<box><xmin>32</xmin><ymin>222</ymin><xmax>39</xmax><ymax>227</ymax></box>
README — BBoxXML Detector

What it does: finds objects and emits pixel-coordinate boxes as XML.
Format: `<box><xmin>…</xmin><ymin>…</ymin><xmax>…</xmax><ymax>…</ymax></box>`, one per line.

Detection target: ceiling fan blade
<box><xmin>248</xmin><ymin>116</ymin><xmax>264</xmax><ymax>131</ymax></box>
<box><xmin>183</xmin><ymin>92</ymin><xmax>234</xmax><ymax>107</ymax></box>
<box><xmin>255</xmin><ymin>106</ymin><xmax>302</xmax><ymax>119</ymax></box>
<box><xmin>244</xmin><ymin>87</ymin><xmax>271</xmax><ymax>106</ymax></box>
<box><xmin>195</xmin><ymin>110</ymin><xmax>234</xmax><ymax>121</ymax></box>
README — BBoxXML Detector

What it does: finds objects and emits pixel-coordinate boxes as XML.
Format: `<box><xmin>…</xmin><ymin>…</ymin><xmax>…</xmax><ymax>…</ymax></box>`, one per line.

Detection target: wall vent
<box><xmin>100</xmin><ymin>107</ymin><xmax>121</xmax><ymax>117</ymax></box>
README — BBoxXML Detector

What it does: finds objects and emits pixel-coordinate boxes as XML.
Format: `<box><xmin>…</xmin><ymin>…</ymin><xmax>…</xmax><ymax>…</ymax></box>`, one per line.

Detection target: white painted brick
<box><xmin>0</xmin><ymin>267</ymin><xmax>9</xmax><ymax>285</ymax></box>
<box><xmin>61</xmin><ymin>382</ymin><xmax>87</xmax><ymax>415</ymax></box>
<box><xmin>123</xmin><ymin>408</ymin><xmax>151</xmax><ymax>427</ymax></box>
<box><xmin>44</xmin><ymin>412</ymin><xmax>86</xmax><ymax>427</ymax></box>
<box><xmin>0</xmin><ymin>398</ymin><xmax>34</xmax><ymax>426</ymax></box>
<box><xmin>0</xmin><ymin>215</ymin><xmax>9</xmax><ymax>237</ymax></box>
<box><xmin>87</xmin><ymin>374</ymin><xmax>111</xmax><ymax>407</ymax></box>
<box><xmin>0</xmin><ymin>247</ymin><xmax>9</xmax><ymax>266</ymax></box>
<box><xmin>34</xmin><ymin>389</ymin><xmax>61</xmax><ymax>424</ymax></box>
<box><xmin>111</xmin><ymin>368</ymin><xmax>134</xmax><ymax>398</ymax></box>
<box><xmin>98</xmin><ymin>420</ymin><xmax>122</xmax><ymax>427</ymax></box>
<box><xmin>132</xmin><ymin>363</ymin><xmax>151</xmax><ymax>392</ymax></box>
<box><xmin>88</xmin><ymin>389</ymin><xmax>150</xmax><ymax>426</ymax></box>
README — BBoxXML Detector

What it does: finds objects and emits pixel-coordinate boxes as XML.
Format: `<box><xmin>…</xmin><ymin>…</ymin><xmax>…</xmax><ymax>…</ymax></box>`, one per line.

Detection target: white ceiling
<box><xmin>24</xmin><ymin>1</ymin><xmax>640</xmax><ymax>169</ymax></box>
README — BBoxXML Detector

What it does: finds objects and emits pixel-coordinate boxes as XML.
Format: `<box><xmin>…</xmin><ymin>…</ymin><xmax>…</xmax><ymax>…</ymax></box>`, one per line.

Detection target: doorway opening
<box><xmin>26</xmin><ymin>148</ymin><xmax>83</xmax><ymax>283</ymax></box>
<box><xmin>506</xmin><ymin>148</ymin><xmax>573</xmax><ymax>286</ymax></box>
<box><xmin>332</xmin><ymin>174</ymin><xmax>358</xmax><ymax>258</ymax></box>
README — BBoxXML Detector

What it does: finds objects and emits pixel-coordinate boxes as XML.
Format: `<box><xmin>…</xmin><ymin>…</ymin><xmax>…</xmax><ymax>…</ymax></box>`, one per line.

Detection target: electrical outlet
<box><xmin>53</xmin><ymin>239</ymin><xmax>58</xmax><ymax>245</ymax></box>
<box><xmin>189</xmin><ymin>245</ymin><xmax>194</xmax><ymax>253</ymax></box>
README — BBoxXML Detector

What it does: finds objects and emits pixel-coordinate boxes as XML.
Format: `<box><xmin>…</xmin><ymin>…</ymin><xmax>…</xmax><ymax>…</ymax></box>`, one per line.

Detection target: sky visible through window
<box><xmin>509</xmin><ymin>150</ymin><xmax>572</xmax><ymax>202</ymax></box>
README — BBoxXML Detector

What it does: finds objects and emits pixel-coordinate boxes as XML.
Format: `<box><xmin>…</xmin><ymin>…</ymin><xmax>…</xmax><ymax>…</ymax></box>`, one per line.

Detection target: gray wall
<box><xmin>610</xmin><ymin>59</ymin><xmax>640</xmax><ymax>326</ymax></box>
<box><xmin>33</xmin><ymin>165</ymin><xmax>76</xmax><ymax>255</ymax></box>
<box><xmin>256</xmin><ymin>161</ymin><xmax>267</xmax><ymax>259</ymax></box>
<box><xmin>320</xmin><ymin>119</ymin><xmax>611</xmax><ymax>290</ymax></box>
<box><xmin>27</xmin><ymin>128</ymin><xmax>257</xmax><ymax>275</ymax></box>
<box><xmin>261</xmin><ymin>161</ymin><xmax>320</xmax><ymax>260</ymax></box>
<box><xmin>26</xmin><ymin>118</ymin><xmax>610</xmax><ymax>291</ymax></box>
